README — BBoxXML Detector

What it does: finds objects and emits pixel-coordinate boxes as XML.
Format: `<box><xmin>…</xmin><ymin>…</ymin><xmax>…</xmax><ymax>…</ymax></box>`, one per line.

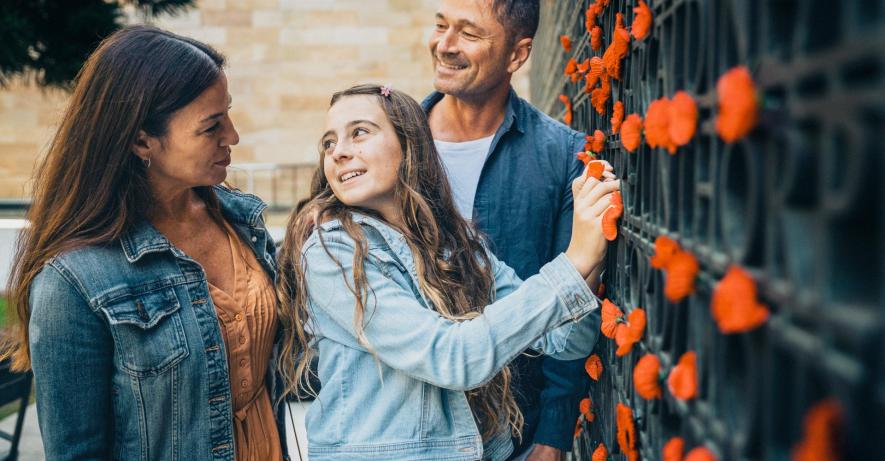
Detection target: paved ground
<box><xmin>0</xmin><ymin>401</ymin><xmax>310</xmax><ymax>460</ymax></box>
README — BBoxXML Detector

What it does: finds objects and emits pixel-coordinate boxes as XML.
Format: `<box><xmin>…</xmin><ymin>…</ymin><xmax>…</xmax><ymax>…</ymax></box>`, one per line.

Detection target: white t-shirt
<box><xmin>434</xmin><ymin>135</ymin><xmax>495</xmax><ymax>220</ymax></box>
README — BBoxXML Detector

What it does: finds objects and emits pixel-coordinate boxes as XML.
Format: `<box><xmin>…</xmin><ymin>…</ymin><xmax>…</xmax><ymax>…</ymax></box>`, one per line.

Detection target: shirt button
<box><xmin>239</xmin><ymin>334</ymin><xmax>246</xmax><ymax>345</ymax></box>
<box><xmin>234</xmin><ymin>313</ymin><xmax>243</xmax><ymax>321</ymax></box>
<box><xmin>239</xmin><ymin>358</ymin><xmax>247</xmax><ymax>367</ymax></box>
<box><xmin>251</xmin><ymin>235</ymin><xmax>258</xmax><ymax>242</ymax></box>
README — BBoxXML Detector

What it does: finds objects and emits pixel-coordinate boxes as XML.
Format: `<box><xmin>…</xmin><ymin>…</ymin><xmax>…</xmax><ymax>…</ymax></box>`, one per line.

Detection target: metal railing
<box><xmin>533</xmin><ymin>1</ymin><xmax>885</xmax><ymax>459</ymax></box>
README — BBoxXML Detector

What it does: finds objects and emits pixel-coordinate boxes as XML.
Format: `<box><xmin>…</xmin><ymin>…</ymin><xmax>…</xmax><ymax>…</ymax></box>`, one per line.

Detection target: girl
<box><xmin>277</xmin><ymin>84</ymin><xmax>619</xmax><ymax>461</ymax></box>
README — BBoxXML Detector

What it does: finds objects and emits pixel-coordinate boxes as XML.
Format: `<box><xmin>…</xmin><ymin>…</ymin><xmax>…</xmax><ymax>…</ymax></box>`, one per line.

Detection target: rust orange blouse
<box><xmin>209</xmin><ymin>221</ymin><xmax>282</xmax><ymax>461</ymax></box>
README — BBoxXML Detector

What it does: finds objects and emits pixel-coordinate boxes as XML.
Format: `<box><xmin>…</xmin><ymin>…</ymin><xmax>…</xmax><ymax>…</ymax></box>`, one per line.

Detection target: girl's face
<box><xmin>321</xmin><ymin>95</ymin><xmax>403</xmax><ymax>223</ymax></box>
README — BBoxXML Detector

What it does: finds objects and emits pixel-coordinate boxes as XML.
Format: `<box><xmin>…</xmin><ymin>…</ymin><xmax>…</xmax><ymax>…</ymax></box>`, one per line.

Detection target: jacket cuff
<box><xmin>539</xmin><ymin>253</ymin><xmax>597</xmax><ymax>322</ymax></box>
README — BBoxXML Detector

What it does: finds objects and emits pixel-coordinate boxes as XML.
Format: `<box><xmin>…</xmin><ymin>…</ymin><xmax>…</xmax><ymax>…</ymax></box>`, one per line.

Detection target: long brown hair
<box><xmin>1</xmin><ymin>26</ymin><xmax>225</xmax><ymax>371</ymax></box>
<box><xmin>277</xmin><ymin>84</ymin><xmax>523</xmax><ymax>440</ymax></box>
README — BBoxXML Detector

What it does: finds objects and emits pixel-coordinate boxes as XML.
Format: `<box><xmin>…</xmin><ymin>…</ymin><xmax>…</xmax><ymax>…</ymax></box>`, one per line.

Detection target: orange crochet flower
<box><xmin>633</xmin><ymin>353</ymin><xmax>662</xmax><ymax>399</ymax></box>
<box><xmin>611</xmin><ymin>101</ymin><xmax>625</xmax><ymax>134</ymax></box>
<box><xmin>590</xmin><ymin>26</ymin><xmax>603</xmax><ymax>51</ymax></box>
<box><xmin>715</xmin><ymin>66</ymin><xmax>759</xmax><ymax>143</ymax></box>
<box><xmin>592</xmin><ymin>443</ymin><xmax>608</xmax><ymax>461</ymax></box>
<box><xmin>601</xmin><ymin>190</ymin><xmax>623</xmax><ymax>241</ymax></box>
<box><xmin>664</xmin><ymin>251</ymin><xmax>699</xmax><ymax>302</ymax></box>
<box><xmin>685</xmin><ymin>447</ymin><xmax>718</xmax><ymax>461</ymax></box>
<box><xmin>669</xmin><ymin>91</ymin><xmax>698</xmax><ymax>147</ymax></box>
<box><xmin>650</xmin><ymin>236</ymin><xmax>681</xmax><ymax>269</ymax></box>
<box><xmin>631</xmin><ymin>0</ymin><xmax>653</xmax><ymax>41</ymax></box>
<box><xmin>645</xmin><ymin>97</ymin><xmax>677</xmax><ymax>153</ymax></box>
<box><xmin>577</xmin><ymin>58</ymin><xmax>591</xmax><ymax>75</ymax></box>
<box><xmin>667</xmin><ymin>351</ymin><xmax>698</xmax><ymax>400</ymax></box>
<box><xmin>587</xmin><ymin>161</ymin><xmax>606</xmax><ymax>180</ymax></box>
<box><xmin>602</xmin><ymin>13</ymin><xmax>631</xmax><ymax>79</ymax></box>
<box><xmin>711</xmin><ymin>266</ymin><xmax>770</xmax><ymax>334</ymax></box>
<box><xmin>585</xmin><ymin>354</ymin><xmax>603</xmax><ymax>381</ymax></box>
<box><xmin>591</xmin><ymin>75</ymin><xmax>611</xmax><ymax>114</ymax></box>
<box><xmin>577</xmin><ymin>150</ymin><xmax>594</xmax><ymax>165</ymax></box>
<box><xmin>591</xmin><ymin>130</ymin><xmax>606</xmax><ymax>152</ymax></box>
<box><xmin>792</xmin><ymin>399</ymin><xmax>843</xmax><ymax>461</ymax></box>
<box><xmin>585</xmin><ymin>4</ymin><xmax>599</xmax><ymax>31</ymax></box>
<box><xmin>565</xmin><ymin>58</ymin><xmax>577</xmax><ymax>77</ymax></box>
<box><xmin>559</xmin><ymin>94</ymin><xmax>573</xmax><ymax>126</ymax></box>
<box><xmin>663</xmin><ymin>437</ymin><xmax>685</xmax><ymax>461</ymax></box>
<box><xmin>579</xmin><ymin>397</ymin><xmax>595</xmax><ymax>422</ymax></box>
<box><xmin>620</xmin><ymin>114</ymin><xmax>643</xmax><ymax>152</ymax></box>
<box><xmin>560</xmin><ymin>35</ymin><xmax>572</xmax><ymax>53</ymax></box>
<box><xmin>616</xmin><ymin>403</ymin><xmax>638</xmax><ymax>461</ymax></box>
<box><xmin>600</xmin><ymin>298</ymin><xmax>623</xmax><ymax>339</ymax></box>
<box><xmin>615</xmin><ymin>308</ymin><xmax>646</xmax><ymax>356</ymax></box>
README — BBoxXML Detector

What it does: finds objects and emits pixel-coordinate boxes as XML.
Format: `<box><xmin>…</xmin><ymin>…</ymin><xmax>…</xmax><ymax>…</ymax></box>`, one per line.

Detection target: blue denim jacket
<box><xmin>28</xmin><ymin>185</ymin><xmax>289</xmax><ymax>461</ymax></box>
<box><xmin>423</xmin><ymin>89</ymin><xmax>597</xmax><ymax>452</ymax></box>
<box><xmin>301</xmin><ymin>213</ymin><xmax>600</xmax><ymax>460</ymax></box>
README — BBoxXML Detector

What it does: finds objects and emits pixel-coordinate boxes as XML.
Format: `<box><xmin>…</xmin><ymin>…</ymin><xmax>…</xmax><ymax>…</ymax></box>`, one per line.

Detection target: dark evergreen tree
<box><xmin>0</xmin><ymin>0</ymin><xmax>195</xmax><ymax>88</ymax></box>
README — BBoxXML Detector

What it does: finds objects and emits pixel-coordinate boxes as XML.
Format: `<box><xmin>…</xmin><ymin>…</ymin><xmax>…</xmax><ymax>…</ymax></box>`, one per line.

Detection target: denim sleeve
<box><xmin>488</xmin><ymin>250</ymin><xmax>599</xmax><ymax>360</ymax></box>
<box><xmin>534</xmin><ymin>130</ymin><xmax>597</xmax><ymax>451</ymax></box>
<box><xmin>303</xmin><ymin>237</ymin><xmax>598</xmax><ymax>391</ymax></box>
<box><xmin>29</xmin><ymin>264</ymin><xmax>113</xmax><ymax>460</ymax></box>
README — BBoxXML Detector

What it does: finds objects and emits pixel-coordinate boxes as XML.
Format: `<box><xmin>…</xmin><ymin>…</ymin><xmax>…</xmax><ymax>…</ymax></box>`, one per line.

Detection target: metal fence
<box><xmin>532</xmin><ymin>1</ymin><xmax>884</xmax><ymax>459</ymax></box>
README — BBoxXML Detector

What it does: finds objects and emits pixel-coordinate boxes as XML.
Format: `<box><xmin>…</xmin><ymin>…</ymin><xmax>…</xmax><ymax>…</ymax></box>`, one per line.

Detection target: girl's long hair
<box><xmin>277</xmin><ymin>84</ymin><xmax>523</xmax><ymax>440</ymax></box>
<box><xmin>1</xmin><ymin>26</ymin><xmax>225</xmax><ymax>371</ymax></box>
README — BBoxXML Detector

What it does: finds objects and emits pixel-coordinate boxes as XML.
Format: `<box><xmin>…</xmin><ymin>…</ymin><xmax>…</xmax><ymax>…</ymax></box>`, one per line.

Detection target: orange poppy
<box><xmin>592</xmin><ymin>443</ymin><xmax>608</xmax><ymax>461</ymax></box>
<box><xmin>667</xmin><ymin>351</ymin><xmax>698</xmax><ymax>400</ymax></box>
<box><xmin>633</xmin><ymin>353</ymin><xmax>662</xmax><ymax>399</ymax></box>
<box><xmin>615</xmin><ymin>307</ymin><xmax>646</xmax><ymax>356</ymax></box>
<box><xmin>591</xmin><ymin>130</ymin><xmax>606</xmax><ymax>152</ymax></box>
<box><xmin>602</xmin><ymin>190</ymin><xmax>623</xmax><ymax>241</ymax></box>
<box><xmin>565</xmin><ymin>58</ymin><xmax>577</xmax><ymax>77</ymax></box>
<box><xmin>792</xmin><ymin>399</ymin><xmax>843</xmax><ymax>461</ymax></box>
<box><xmin>620</xmin><ymin>114</ymin><xmax>643</xmax><ymax>152</ymax></box>
<box><xmin>601</xmin><ymin>298</ymin><xmax>624</xmax><ymax>339</ymax></box>
<box><xmin>631</xmin><ymin>0</ymin><xmax>653</xmax><ymax>40</ymax></box>
<box><xmin>587</xmin><ymin>161</ymin><xmax>606</xmax><ymax>180</ymax></box>
<box><xmin>711</xmin><ymin>265</ymin><xmax>770</xmax><ymax>334</ymax></box>
<box><xmin>715</xmin><ymin>66</ymin><xmax>758</xmax><ymax>143</ymax></box>
<box><xmin>685</xmin><ymin>447</ymin><xmax>718</xmax><ymax>461</ymax></box>
<box><xmin>585</xmin><ymin>354</ymin><xmax>603</xmax><ymax>381</ymax></box>
<box><xmin>663</xmin><ymin>437</ymin><xmax>685</xmax><ymax>461</ymax></box>
<box><xmin>579</xmin><ymin>397</ymin><xmax>595</xmax><ymax>422</ymax></box>
<box><xmin>591</xmin><ymin>75</ymin><xmax>612</xmax><ymax>115</ymax></box>
<box><xmin>664</xmin><ymin>250</ymin><xmax>699</xmax><ymax>302</ymax></box>
<box><xmin>559</xmin><ymin>94</ymin><xmax>573</xmax><ymax>126</ymax></box>
<box><xmin>616</xmin><ymin>403</ymin><xmax>638</xmax><ymax>461</ymax></box>
<box><xmin>669</xmin><ymin>91</ymin><xmax>698</xmax><ymax>147</ymax></box>
<box><xmin>591</xmin><ymin>26</ymin><xmax>603</xmax><ymax>51</ymax></box>
<box><xmin>650</xmin><ymin>235</ymin><xmax>681</xmax><ymax>269</ymax></box>
<box><xmin>611</xmin><ymin>101</ymin><xmax>625</xmax><ymax>134</ymax></box>
<box><xmin>560</xmin><ymin>35</ymin><xmax>572</xmax><ymax>53</ymax></box>
<box><xmin>645</xmin><ymin>97</ymin><xmax>677</xmax><ymax>153</ymax></box>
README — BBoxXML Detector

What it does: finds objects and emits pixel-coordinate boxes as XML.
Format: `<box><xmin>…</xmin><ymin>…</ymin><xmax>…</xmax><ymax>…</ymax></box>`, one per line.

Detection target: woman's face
<box><xmin>141</xmin><ymin>71</ymin><xmax>239</xmax><ymax>191</ymax></box>
<box><xmin>321</xmin><ymin>95</ymin><xmax>403</xmax><ymax>223</ymax></box>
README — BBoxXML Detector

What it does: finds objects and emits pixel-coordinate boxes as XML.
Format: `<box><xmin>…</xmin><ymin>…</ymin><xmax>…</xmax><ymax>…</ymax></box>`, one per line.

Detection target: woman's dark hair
<box><xmin>2</xmin><ymin>25</ymin><xmax>225</xmax><ymax>371</ymax></box>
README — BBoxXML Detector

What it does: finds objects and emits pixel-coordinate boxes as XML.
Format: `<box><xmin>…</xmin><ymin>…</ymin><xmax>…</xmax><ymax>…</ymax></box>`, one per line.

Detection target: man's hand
<box><xmin>525</xmin><ymin>444</ymin><xmax>562</xmax><ymax>461</ymax></box>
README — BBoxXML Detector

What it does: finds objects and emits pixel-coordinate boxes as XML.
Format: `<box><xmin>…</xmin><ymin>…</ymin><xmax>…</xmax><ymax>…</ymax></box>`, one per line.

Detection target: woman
<box><xmin>276</xmin><ymin>84</ymin><xmax>620</xmax><ymax>460</ymax></box>
<box><xmin>2</xmin><ymin>26</ymin><xmax>287</xmax><ymax>460</ymax></box>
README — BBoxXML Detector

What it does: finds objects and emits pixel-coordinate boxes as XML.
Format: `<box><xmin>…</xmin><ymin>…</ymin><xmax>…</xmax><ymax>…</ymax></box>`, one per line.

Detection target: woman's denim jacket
<box><xmin>28</xmin><ymin>186</ymin><xmax>290</xmax><ymax>461</ymax></box>
<box><xmin>302</xmin><ymin>213</ymin><xmax>600</xmax><ymax>461</ymax></box>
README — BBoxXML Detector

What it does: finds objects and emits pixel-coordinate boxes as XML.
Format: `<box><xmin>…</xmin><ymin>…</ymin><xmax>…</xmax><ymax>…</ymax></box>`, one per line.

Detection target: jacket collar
<box><xmin>120</xmin><ymin>185</ymin><xmax>267</xmax><ymax>263</ymax></box>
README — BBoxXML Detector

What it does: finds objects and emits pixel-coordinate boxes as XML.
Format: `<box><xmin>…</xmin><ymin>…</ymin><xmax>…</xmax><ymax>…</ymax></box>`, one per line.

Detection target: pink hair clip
<box><xmin>380</xmin><ymin>83</ymin><xmax>392</xmax><ymax>97</ymax></box>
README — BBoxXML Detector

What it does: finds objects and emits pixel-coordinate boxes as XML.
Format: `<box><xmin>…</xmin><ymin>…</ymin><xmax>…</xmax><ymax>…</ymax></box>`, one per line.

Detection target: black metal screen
<box><xmin>531</xmin><ymin>1</ymin><xmax>885</xmax><ymax>459</ymax></box>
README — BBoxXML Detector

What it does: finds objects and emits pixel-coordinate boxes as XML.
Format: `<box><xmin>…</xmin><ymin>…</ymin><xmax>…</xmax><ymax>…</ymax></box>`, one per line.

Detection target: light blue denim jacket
<box><xmin>28</xmin><ymin>185</ymin><xmax>289</xmax><ymax>461</ymax></box>
<box><xmin>301</xmin><ymin>213</ymin><xmax>600</xmax><ymax>461</ymax></box>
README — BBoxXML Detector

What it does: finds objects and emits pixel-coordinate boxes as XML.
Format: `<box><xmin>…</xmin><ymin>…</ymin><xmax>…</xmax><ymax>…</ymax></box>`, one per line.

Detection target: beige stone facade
<box><xmin>0</xmin><ymin>0</ymin><xmax>530</xmax><ymax>201</ymax></box>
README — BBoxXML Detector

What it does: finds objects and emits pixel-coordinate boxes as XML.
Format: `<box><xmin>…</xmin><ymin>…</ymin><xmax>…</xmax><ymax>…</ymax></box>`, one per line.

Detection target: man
<box><xmin>422</xmin><ymin>1</ymin><xmax>601</xmax><ymax>460</ymax></box>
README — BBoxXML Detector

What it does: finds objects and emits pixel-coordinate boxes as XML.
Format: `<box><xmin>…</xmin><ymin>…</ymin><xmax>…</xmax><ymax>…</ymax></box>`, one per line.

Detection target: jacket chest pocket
<box><xmin>99</xmin><ymin>286</ymin><xmax>190</xmax><ymax>377</ymax></box>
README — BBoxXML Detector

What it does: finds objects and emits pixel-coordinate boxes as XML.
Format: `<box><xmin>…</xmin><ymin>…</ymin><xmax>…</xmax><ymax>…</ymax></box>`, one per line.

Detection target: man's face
<box><xmin>429</xmin><ymin>0</ymin><xmax>514</xmax><ymax>99</ymax></box>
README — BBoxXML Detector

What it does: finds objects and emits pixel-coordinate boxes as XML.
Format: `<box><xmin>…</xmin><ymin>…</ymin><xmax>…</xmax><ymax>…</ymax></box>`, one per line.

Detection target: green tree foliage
<box><xmin>0</xmin><ymin>0</ymin><xmax>195</xmax><ymax>89</ymax></box>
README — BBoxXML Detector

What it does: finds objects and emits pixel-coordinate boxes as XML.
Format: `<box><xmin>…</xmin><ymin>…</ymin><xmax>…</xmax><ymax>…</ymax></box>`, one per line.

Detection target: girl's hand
<box><xmin>565</xmin><ymin>161</ymin><xmax>620</xmax><ymax>277</ymax></box>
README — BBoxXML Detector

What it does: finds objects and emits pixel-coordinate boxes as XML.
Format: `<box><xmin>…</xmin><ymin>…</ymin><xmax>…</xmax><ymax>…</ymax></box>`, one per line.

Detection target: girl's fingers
<box><xmin>583</xmin><ymin>179</ymin><xmax>621</xmax><ymax>206</ymax></box>
<box><xmin>590</xmin><ymin>192</ymin><xmax>614</xmax><ymax>217</ymax></box>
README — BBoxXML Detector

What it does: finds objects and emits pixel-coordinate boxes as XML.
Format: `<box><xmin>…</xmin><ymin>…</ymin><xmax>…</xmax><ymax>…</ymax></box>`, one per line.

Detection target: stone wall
<box><xmin>0</xmin><ymin>0</ymin><xmax>531</xmax><ymax>200</ymax></box>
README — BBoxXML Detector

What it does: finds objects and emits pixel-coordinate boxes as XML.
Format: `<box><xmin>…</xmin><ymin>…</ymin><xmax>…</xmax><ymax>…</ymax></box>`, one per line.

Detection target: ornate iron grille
<box><xmin>531</xmin><ymin>1</ymin><xmax>885</xmax><ymax>459</ymax></box>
